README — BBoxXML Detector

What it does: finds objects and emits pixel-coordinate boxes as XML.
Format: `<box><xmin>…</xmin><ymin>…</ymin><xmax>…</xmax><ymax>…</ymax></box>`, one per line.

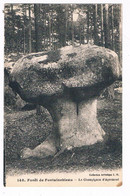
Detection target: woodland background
<box><xmin>4</xmin><ymin>4</ymin><xmax>122</xmax><ymax>62</ymax></box>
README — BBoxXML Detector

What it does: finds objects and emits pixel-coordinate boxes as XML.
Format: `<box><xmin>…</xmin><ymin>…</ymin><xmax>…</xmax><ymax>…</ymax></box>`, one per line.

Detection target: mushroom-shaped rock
<box><xmin>10</xmin><ymin>45</ymin><xmax>121</xmax><ymax>158</ymax></box>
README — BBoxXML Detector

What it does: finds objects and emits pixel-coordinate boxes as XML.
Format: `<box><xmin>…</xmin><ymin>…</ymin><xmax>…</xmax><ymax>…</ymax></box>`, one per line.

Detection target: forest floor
<box><xmin>4</xmin><ymin>85</ymin><xmax>122</xmax><ymax>176</ymax></box>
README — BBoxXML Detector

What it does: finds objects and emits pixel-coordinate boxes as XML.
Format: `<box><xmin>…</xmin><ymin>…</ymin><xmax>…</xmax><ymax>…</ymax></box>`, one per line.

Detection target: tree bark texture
<box><xmin>119</xmin><ymin>5</ymin><xmax>122</xmax><ymax>64</ymax></box>
<box><xmin>34</xmin><ymin>4</ymin><xmax>43</xmax><ymax>52</ymax></box>
<box><xmin>101</xmin><ymin>4</ymin><xmax>104</xmax><ymax>46</ymax></box>
<box><xmin>93</xmin><ymin>4</ymin><xmax>98</xmax><ymax>45</ymax></box>
<box><xmin>87</xmin><ymin>6</ymin><xmax>90</xmax><ymax>43</ymax></box>
<box><xmin>104</xmin><ymin>4</ymin><xmax>110</xmax><ymax>48</ymax></box>
<box><xmin>28</xmin><ymin>4</ymin><xmax>32</xmax><ymax>53</ymax></box>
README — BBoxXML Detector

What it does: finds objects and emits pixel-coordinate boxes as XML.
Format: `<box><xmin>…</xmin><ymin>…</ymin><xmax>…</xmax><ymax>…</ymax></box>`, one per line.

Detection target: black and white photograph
<box><xmin>4</xmin><ymin>3</ymin><xmax>122</xmax><ymax>187</ymax></box>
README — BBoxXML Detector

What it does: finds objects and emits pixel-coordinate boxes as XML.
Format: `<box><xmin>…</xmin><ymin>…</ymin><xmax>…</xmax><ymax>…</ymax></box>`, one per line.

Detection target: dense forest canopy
<box><xmin>4</xmin><ymin>4</ymin><xmax>122</xmax><ymax>62</ymax></box>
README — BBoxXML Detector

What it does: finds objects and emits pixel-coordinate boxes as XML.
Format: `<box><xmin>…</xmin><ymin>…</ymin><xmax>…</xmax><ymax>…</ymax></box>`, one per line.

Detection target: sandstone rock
<box><xmin>9</xmin><ymin>44</ymin><xmax>121</xmax><ymax>159</ymax></box>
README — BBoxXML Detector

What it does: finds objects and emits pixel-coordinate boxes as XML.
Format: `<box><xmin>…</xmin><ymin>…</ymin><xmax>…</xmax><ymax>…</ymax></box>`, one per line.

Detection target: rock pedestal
<box><xmin>10</xmin><ymin>44</ymin><xmax>121</xmax><ymax>158</ymax></box>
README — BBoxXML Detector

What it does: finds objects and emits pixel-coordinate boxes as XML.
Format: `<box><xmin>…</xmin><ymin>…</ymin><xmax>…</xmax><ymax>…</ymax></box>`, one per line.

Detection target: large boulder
<box><xmin>9</xmin><ymin>44</ymin><xmax>121</xmax><ymax>159</ymax></box>
<box><xmin>10</xmin><ymin>45</ymin><xmax>120</xmax><ymax>102</ymax></box>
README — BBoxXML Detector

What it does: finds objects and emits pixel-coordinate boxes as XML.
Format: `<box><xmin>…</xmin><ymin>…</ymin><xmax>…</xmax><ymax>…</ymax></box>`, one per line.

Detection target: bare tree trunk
<box><xmin>34</xmin><ymin>4</ymin><xmax>43</xmax><ymax>52</ymax></box>
<box><xmin>71</xmin><ymin>7</ymin><xmax>74</xmax><ymax>46</ymax></box>
<box><xmin>48</xmin><ymin>13</ymin><xmax>51</xmax><ymax>49</ymax></box>
<box><xmin>23</xmin><ymin>4</ymin><xmax>26</xmax><ymax>54</ymax></box>
<box><xmin>87</xmin><ymin>5</ymin><xmax>90</xmax><ymax>43</ymax></box>
<box><xmin>93</xmin><ymin>4</ymin><xmax>98</xmax><ymax>45</ymax></box>
<box><xmin>40</xmin><ymin>4</ymin><xmax>46</xmax><ymax>50</ymax></box>
<box><xmin>43</xmin><ymin>14</ymin><xmax>46</xmax><ymax>50</ymax></box>
<box><xmin>10</xmin><ymin>4</ymin><xmax>15</xmax><ymax>52</ymax></box>
<box><xmin>119</xmin><ymin>5</ymin><xmax>122</xmax><ymax>64</ymax></box>
<box><xmin>111</xmin><ymin>5</ymin><xmax>114</xmax><ymax>50</ymax></box>
<box><xmin>65</xmin><ymin>5</ymin><xmax>68</xmax><ymax>46</ymax></box>
<box><xmin>104</xmin><ymin>4</ymin><xmax>110</xmax><ymax>48</ymax></box>
<box><xmin>28</xmin><ymin>4</ymin><xmax>32</xmax><ymax>53</ymax></box>
<box><xmin>51</xmin><ymin>9</ymin><xmax>54</xmax><ymax>49</ymax></box>
<box><xmin>101</xmin><ymin>4</ymin><xmax>104</xmax><ymax>46</ymax></box>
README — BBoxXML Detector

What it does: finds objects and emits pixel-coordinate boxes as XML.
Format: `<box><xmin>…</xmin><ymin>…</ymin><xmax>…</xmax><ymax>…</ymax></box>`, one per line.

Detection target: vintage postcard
<box><xmin>4</xmin><ymin>3</ymin><xmax>122</xmax><ymax>187</ymax></box>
